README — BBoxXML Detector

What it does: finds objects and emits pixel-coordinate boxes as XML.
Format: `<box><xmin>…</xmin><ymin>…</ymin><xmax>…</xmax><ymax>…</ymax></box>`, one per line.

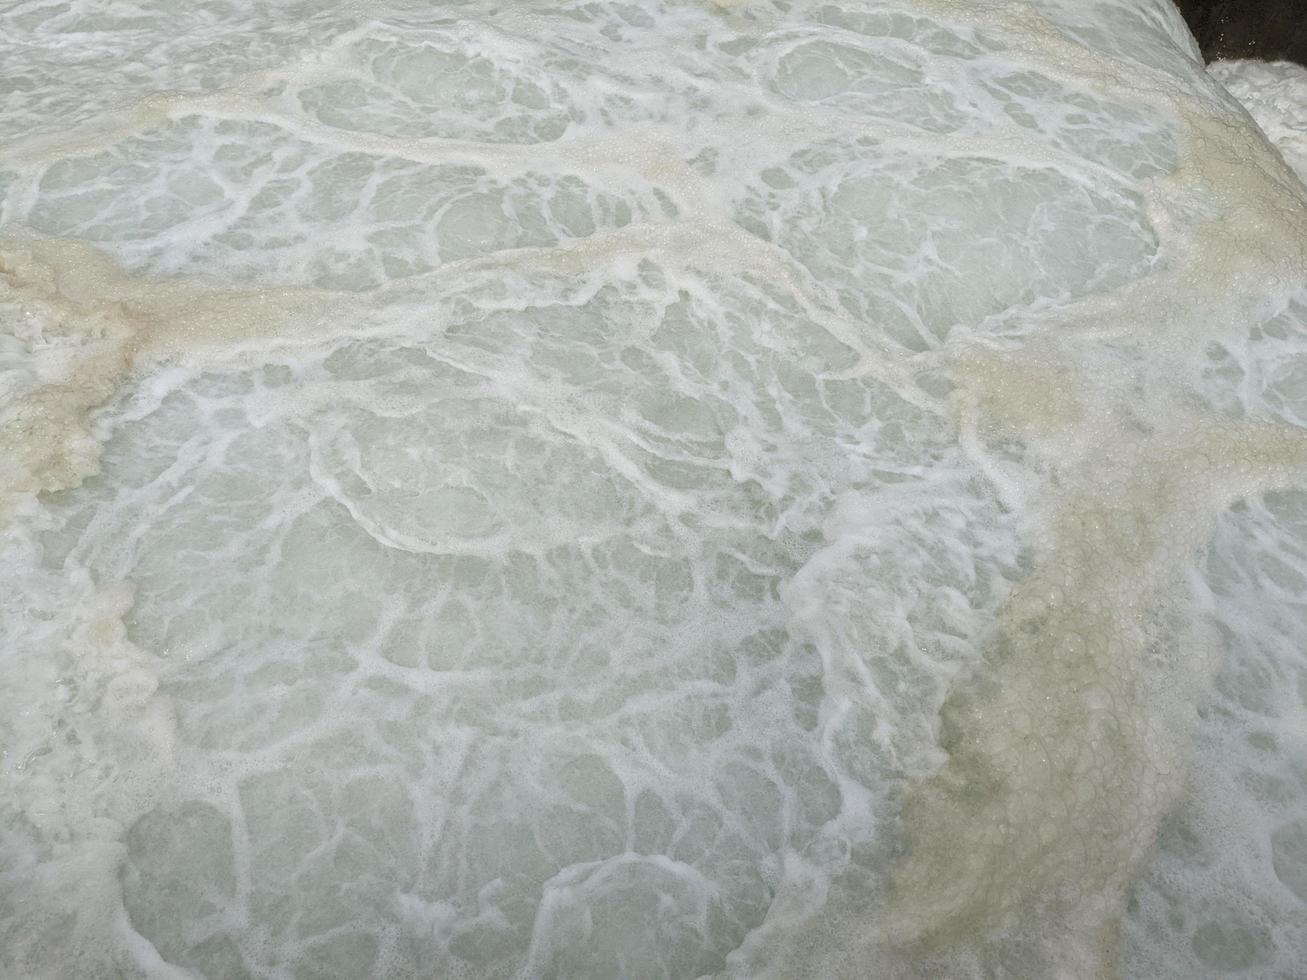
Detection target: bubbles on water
<box><xmin>1</xmin><ymin>0</ymin><xmax>1306</xmax><ymax>978</ymax></box>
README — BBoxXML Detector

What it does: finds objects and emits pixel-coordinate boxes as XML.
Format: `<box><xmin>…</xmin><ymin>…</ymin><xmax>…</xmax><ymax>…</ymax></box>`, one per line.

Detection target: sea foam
<box><xmin>1</xmin><ymin>1</ymin><xmax>1305</xmax><ymax>978</ymax></box>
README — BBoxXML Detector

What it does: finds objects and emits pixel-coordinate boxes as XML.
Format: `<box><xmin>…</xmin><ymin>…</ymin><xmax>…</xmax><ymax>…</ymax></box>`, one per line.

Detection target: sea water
<box><xmin>1</xmin><ymin>1</ymin><xmax>1305</xmax><ymax>978</ymax></box>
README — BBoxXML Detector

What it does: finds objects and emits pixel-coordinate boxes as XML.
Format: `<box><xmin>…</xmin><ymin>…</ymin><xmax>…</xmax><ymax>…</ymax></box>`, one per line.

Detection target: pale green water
<box><xmin>1</xmin><ymin>1</ymin><xmax>1306</xmax><ymax>977</ymax></box>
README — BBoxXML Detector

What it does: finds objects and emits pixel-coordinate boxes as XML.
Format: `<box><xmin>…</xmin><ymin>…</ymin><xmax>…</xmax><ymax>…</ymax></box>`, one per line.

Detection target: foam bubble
<box><xmin>2</xmin><ymin>1</ymin><xmax>1306</xmax><ymax>977</ymax></box>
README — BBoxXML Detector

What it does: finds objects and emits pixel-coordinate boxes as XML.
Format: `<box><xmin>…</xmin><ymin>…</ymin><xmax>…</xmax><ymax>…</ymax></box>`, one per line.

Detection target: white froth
<box><xmin>2</xmin><ymin>1</ymin><xmax>1306</xmax><ymax>979</ymax></box>
<box><xmin>1211</xmin><ymin>59</ymin><xmax>1307</xmax><ymax>185</ymax></box>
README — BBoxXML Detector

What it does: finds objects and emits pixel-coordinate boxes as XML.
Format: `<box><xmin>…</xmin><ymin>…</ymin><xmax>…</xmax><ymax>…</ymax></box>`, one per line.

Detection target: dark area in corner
<box><xmin>1172</xmin><ymin>0</ymin><xmax>1307</xmax><ymax>64</ymax></box>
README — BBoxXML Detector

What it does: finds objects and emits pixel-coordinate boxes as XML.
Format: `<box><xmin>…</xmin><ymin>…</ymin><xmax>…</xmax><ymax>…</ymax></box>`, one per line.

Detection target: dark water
<box><xmin>1173</xmin><ymin>0</ymin><xmax>1307</xmax><ymax>64</ymax></box>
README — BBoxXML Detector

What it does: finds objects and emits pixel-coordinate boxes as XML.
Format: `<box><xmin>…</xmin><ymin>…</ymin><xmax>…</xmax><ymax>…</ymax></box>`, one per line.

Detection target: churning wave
<box><xmin>1</xmin><ymin>1</ymin><xmax>1305</xmax><ymax>977</ymax></box>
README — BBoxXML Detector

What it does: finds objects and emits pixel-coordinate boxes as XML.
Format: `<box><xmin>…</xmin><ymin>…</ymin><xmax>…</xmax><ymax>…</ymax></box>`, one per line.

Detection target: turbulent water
<box><xmin>1</xmin><ymin>1</ymin><xmax>1306</xmax><ymax>977</ymax></box>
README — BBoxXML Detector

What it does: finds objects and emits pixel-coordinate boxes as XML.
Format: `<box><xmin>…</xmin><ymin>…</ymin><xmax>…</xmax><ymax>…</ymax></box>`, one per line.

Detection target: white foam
<box><xmin>1211</xmin><ymin>59</ymin><xmax>1307</xmax><ymax>185</ymax></box>
<box><xmin>2</xmin><ymin>1</ymin><xmax>1306</xmax><ymax>978</ymax></box>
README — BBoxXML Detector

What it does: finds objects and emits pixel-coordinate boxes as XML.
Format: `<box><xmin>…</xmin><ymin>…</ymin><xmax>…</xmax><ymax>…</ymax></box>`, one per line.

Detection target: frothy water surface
<box><xmin>2</xmin><ymin>1</ymin><xmax>1306</xmax><ymax>978</ymax></box>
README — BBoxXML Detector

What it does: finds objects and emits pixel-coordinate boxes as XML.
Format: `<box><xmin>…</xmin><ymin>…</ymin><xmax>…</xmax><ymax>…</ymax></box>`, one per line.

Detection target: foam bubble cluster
<box><xmin>1</xmin><ymin>1</ymin><xmax>1305</xmax><ymax>978</ymax></box>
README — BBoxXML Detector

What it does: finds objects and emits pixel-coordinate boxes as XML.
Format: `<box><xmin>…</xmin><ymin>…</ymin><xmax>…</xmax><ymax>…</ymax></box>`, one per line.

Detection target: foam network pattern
<box><xmin>0</xmin><ymin>1</ymin><xmax>1305</xmax><ymax>979</ymax></box>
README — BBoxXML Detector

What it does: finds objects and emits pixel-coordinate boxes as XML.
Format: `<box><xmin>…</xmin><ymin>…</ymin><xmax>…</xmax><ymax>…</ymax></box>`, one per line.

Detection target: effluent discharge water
<box><xmin>1</xmin><ymin>1</ymin><xmax>1306</xmax><ymax>978</ymax></box>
